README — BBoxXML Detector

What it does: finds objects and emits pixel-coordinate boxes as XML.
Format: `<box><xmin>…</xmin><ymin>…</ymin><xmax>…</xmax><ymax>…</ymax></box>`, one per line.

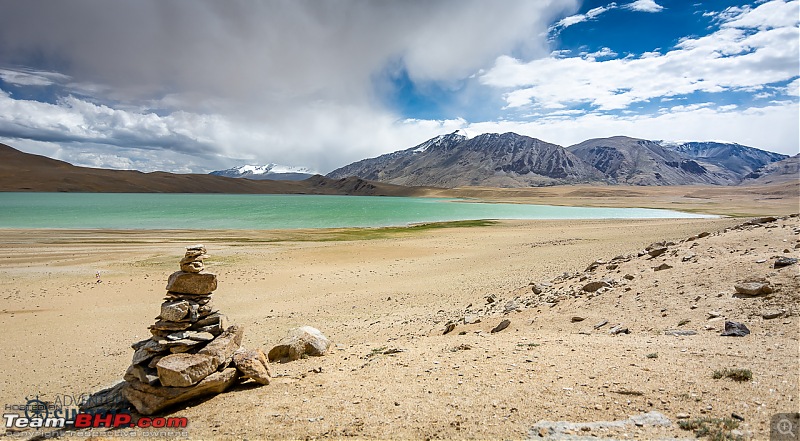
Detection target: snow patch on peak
<box><xmin>237</xmin><ymin>164</ymin><xmax>275</xmax><ymax>175</ymax></box>
<box><xmin>412</xmin><ymin>131</ymin><xmax>469</xmax><ymax>153</ymax></box>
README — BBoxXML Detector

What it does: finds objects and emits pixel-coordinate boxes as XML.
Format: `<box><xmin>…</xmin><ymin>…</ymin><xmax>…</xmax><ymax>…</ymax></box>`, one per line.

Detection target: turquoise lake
<box><xmin>0</xmin><ymin>193</ymin><xmax>715</xmax><ymax>229</ymax></box>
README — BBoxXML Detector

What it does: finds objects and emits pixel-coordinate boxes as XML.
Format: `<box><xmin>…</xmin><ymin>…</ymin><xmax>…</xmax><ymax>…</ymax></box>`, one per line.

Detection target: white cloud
<box><xmin>549</xmin><ymin>3</ymin><xmax>616</xmax><ymax>32</ymax></box>
<box><xmin>0</xmin><ymin>67</ymin><xmax>70</xmax><ymax>87</ymax></box>
<box><xmin>0</xmin><ymin>0</ymin><xmax>582</xmax><ymax>172</ymax></box>
<box><xmin>624</xmin><ymin>0</ymin><xmax>664</xmax><ymax>13</ymax></box>
<box><xmin>482</xmin><ymin>0</ymin><xmax>800</xmax><ymax>110</ymax></box>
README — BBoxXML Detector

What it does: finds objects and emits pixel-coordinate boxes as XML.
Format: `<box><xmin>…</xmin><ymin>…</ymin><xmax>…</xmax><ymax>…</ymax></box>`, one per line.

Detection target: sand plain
<box><xmin>0</xmin><ymin>184</ymin><xmax>798</xmax><ymax>440</ymax></box>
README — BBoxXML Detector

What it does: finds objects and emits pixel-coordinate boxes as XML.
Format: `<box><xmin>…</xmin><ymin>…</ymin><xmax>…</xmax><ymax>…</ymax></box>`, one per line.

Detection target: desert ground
<box><xmin>0</xmin><ymin>184</ymin><xmax>798</xmax><ymax>440</ymax></box>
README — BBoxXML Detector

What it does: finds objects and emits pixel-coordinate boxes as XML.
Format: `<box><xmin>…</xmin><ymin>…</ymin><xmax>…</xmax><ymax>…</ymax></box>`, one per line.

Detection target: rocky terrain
<box><xmin>328</xmin><ymin>132</ymin><xmax>790</xmax><ymax>188</ymax></box>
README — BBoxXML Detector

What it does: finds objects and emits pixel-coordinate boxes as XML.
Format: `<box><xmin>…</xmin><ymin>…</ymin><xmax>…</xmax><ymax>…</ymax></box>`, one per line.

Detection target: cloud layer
<box><xmin>0</xmin><ymin>0</ymin><xmax>796</xmax><ymax>173</ymax></box>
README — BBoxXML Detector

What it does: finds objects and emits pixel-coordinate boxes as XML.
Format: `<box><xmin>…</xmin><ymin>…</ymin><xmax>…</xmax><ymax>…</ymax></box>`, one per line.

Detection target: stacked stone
<box><xmin>120</xmin><ymin>245</ymin><xmax>271</xmax><ymax>415</ymax></box>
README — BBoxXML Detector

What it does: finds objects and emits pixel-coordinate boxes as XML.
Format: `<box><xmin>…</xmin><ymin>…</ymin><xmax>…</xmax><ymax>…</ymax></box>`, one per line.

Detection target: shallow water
<box><xmin>0</xmin><ymin>193</ymin><xmax>714</xmax><ymax>229</ymax></box>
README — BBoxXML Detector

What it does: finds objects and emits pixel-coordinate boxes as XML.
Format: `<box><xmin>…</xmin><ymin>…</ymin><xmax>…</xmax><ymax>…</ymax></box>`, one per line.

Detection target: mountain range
<box><xmin>210</xmin><ymin>164</ymin><xmax>316</xmax><ymax>181</ymax></box>
<box><xmin>0</xmin><ymin>143</ymin><xmax>423</xmax><ymax>196</ymax></box>
<box><xmin>327</xmin><ymin>132</ymin><xmax>792</xmax><ymax>187</ymax></box>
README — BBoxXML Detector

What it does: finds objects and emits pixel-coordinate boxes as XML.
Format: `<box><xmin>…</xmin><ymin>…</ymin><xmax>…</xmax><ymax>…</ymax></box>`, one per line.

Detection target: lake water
<box><xmin>0</xmin><ymin>193</ymin><xmax>715</xmax><ymax>229</ymax></box>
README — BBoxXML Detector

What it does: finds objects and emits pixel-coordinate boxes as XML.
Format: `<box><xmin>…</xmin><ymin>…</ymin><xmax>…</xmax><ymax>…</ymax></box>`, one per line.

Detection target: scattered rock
<box><xmin>653</xmin><ymin>263</ymin><xmax>673</xmax><ymax>271</ymax></box>
<box><xmin>585</xmin><ymin>260</ymin><xmax>605</xmax><ymax>272</ymax></box>
<box><xmin>734</xmin><ymin>281</ymin><xmax>773</xmax><ymax>296</ymax></box>
<box><xmin>623</xmin><ymin>274</ymin><xmax>635</xmax><ymax>280</ymax></box>
<box><xmin>486</xmin><ymin>294</ymin><xmax>497</xmax><ymax>304</ymax></box>
<box><xmin>491</xmin><ymin>319</ymin><xmax>511</xmax><ymax>333</ymax></box>
<box><xmin>721</xmin><ymin>321</ymin><xmax>750</xmax><ymax>337</ymax></box>
<box><xmin>530</xmin><ymin>411</ymin><xmax>671</xmax><ymax>439</ymax></box>
<box><xmin>463</xmin><ymin>315</ymin><xmax>481</xmax><ymax>325</ymax></box>
<box><xmin>774</xmin><ymin>256</ymin><xmax>797</xmax><ymax>268</ymax></box>
<box><xmin>593</xmin><ymin>320</ymin><xmax>608</xmax><ymax>329</ymax></box>
<box><xmin>761</xmin><ymin>310</ymin><xmax>784</xmax><ymax>320</ymax></box>
<box><xmin>707</xmin><ymin>311</ymin><xmax>721</xmax><ymax>319</ymax></box>
<box><xmin>571</xmin><ymin>316</ymin><xmax>586</xmax><ymax>323</ymax></box>
<box><xmin>268</xmin><ymin>326</ymin><xmax>331</xmax><ymax>363</ymax></box>
<box><xmin>682</xmin><ymin>252</ymin><xmax>696</xmax><ymax>262</ymax></box>
<box><xmin>697</xmin><ymin>232</ymin><xmax>711</xmax><ymax>238</ymax></box>
<box><xmin>232</xmin><ymin>348</ymin><xmax>271</xmax><ymax>385</ymax></box>
<box><xmin>443</xmin><ymin>322</ymin><xmax>456</xmax><ymax>335</ymax></box>
<box><xmin>530</xmin><ymin>284</ymin><xmax>543</xmax><ymax>295</ymax></box>
<box><xmin>504</xmin><ymin>300</ymin><xmax>521</xmax><ymax>314</ymax></box>
<box><xmin>648</xmin><ymin>247</ymin><xmax>667</xmax><ymax>258</ymax></box>
<box><xmin>676</xmin><ymin>413</ymin><xmax>690</xmax><ymax>419</ymax></box>
<box><xmin>665</xmin><ymin>330</ymin><xmax>697</xmax><ymax>336</ymax></box>
<box><xmin>609</xmin><ymin>325</ymin><xmax>629</xmax><ymax>335</ymax></box>
<box><xmin>582</xmin><ymin>281</ymin><xmax>610</xmax><ymax>292</ymax></box>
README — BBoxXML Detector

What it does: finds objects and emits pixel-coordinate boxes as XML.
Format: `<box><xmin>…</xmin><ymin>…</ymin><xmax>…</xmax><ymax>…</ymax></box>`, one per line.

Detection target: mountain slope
<box><xmin>0</xmin><ymin>143</ymin><xmax>424</xmax><ymax>195</ymax></box>
<box><xmin>666</xmin><ymin>141</ymin><xmax>787</xmax><ymax>176</ymax></box>
<box><xmin>328</xmin><ymin>132</ymin><xmax>603</xmax><ymax>188</ymax></box>
<box><xmin>741</xmin><ymin>154</ymin><xmax>799</xmax><ymax>185</ymax></box>
<box><xmin>567</xmin><ymin>136</ymin><xmax>787</xmax><ymax>185</ymax></box>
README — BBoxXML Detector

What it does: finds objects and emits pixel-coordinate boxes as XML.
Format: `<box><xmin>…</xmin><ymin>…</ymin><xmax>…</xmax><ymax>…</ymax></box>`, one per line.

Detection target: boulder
<box><xmin>232</xmin><ymin>348</ymin><xmax>271</xmax><ymax>385</ymax></box>
<box><xmin>762</xmin><ymin>310</ymin><xmax>784</xmax><ymax>320</ymax></box>
<box><xmin>156</xmin><ymin>353</ymin><xmax>216</xmax><ymax>387</ymax></box>
<box><xmin>268</xmin><ymin>326</ymin><xmax>331</xmax><ymax>363</ymax></box>
<box><xmin>721</xmin><ymin>321</ymin><xmax>750</xmax><ymax>337</ymax></box>
<box><xmin>123</xmin><ymin>367</ymin><xmax>238</xmax><ymax>415</ymax></box>
<box><xmin>582</xmin><ymin>281</ymin><xmax>610</xmax><ymax>292</ymax></box>
<box><xmin>648</xmin><ymin>247</ymin><xmax>667</xmax><ymax>258</ymax></box>
<box><xmin>734</xmin><ymin>281</ymin><xmax>773</xmax><ymax>296</ymax></box>
<box><xmin>166</xmin><ymin>271</ymin><xmax>217</xmax><ymax>295</ymax></box>
<box><xmin>490</xmin><ymin>319</ymin><xmax>511</xmax><ymax>334</ymax></box>
<box><xmin>199</xmin><ymin>325</ymin><xmax>244</xmax><ymax>368</ymax></box>
<box><xmin>774</xmin><ymin>257</ymin><xmax>798</xmax><ymax>269</ymax></box>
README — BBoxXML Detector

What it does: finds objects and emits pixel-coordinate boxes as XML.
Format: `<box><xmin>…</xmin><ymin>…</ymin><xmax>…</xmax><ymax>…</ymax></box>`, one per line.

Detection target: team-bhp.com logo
<box><xmin>4</xmin><ymin>412</ymin><xmax>187</xmax><ymax>430</ymax></box>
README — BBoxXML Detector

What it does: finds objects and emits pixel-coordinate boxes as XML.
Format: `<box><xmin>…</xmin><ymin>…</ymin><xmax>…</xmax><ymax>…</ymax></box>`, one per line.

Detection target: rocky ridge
<box><xmin>327</xmin><ymin>132</ymin><xmax>788</xmax><ymax>188</ymax></box>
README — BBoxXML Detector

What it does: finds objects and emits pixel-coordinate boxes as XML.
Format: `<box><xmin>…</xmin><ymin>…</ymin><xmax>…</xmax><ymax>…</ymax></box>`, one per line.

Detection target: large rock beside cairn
<box><xmin>268</xmin><ymin>326</ymin><xmax>331</xmax><ymax>363</ymax></box>
<box><xmin>118</xmin><ymin>245</ymin><xmax>270</xmax><ymax>415</ymax></box>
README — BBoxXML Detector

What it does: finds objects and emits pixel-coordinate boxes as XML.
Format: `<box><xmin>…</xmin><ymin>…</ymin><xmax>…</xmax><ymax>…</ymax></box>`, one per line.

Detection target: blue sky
<box><xmin>0</xmin><ymin>0</ymin><xmax>797</xmax><ymax>173</ymax></box>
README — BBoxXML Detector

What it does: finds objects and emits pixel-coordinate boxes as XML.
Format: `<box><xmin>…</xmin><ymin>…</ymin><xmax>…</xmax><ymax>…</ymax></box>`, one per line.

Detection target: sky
<box><xmin>0</xmin><ymin>0</ymin><xmax>797</xmax><ymax>174</ymax></box>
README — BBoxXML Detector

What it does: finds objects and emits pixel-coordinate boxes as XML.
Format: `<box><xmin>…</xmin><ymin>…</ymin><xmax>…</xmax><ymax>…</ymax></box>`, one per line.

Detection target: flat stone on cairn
<box><xmin>117</xmin><ymin>245</ymin><xmax>271</xmax><ymax>415</ymax></box>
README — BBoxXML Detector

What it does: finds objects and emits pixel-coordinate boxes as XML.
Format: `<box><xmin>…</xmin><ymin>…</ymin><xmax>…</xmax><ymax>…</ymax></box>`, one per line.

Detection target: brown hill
<box><xmin>0</xmin><ymin>143</ymin><xmax>427</xmax><ymax>196</ymax></box>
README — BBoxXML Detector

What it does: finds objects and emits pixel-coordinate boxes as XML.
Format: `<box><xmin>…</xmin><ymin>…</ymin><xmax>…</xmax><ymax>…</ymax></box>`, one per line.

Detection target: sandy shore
<box><xmin>0</xmin><ymin>191</ymin><xmax>798</xmax><ymax>439</ymax></box>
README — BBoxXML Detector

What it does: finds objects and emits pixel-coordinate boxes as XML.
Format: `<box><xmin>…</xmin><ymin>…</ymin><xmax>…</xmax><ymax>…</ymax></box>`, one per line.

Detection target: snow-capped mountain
<box><xmin>209</xmin><ymin>164</ymin><xmax>317</xmax><ymax>181</ymax></box>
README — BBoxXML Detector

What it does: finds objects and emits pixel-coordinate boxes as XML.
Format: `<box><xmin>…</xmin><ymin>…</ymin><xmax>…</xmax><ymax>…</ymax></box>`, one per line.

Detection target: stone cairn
<box><xmin>119</xmin><ymin>245</ymin><xmax>271</xmax><ymax>415</ymax></box>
